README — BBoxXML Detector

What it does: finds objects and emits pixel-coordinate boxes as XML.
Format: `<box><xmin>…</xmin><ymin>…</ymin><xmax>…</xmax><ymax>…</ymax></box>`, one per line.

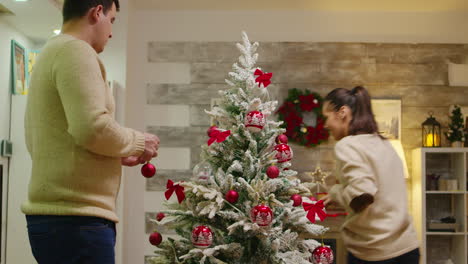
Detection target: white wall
<box><xmin>123</xmin><ymin>8</ymin><xmax>468</xmax><ymax>263</ymax></box>
<box><xmin>0</xmin><ymin>19</ymin><xmax>36</xmax><ymax>264</ymax></box>
<box><xmin>131</xmin><ymin>10</ymin><xmax>468</xmax><ymax>43</ymax></box>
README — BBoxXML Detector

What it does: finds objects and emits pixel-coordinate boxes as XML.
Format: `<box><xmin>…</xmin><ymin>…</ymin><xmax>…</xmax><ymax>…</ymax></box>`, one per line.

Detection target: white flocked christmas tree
<box><xmin>148</xmin><ymin>32</ymin><xmax>330</xmax><ymax>264</ymax></box>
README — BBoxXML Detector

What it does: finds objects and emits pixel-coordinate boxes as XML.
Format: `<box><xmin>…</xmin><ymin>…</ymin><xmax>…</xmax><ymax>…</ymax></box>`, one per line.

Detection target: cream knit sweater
<box><xmin>329</xmin><ymin>134</ymin><xmax>419</xmax><ymax>261</ymax></box>
<box><xmin>22</xmin><ymin>34</ymin><xmax>145</xmax><ymax>222</ymax></box>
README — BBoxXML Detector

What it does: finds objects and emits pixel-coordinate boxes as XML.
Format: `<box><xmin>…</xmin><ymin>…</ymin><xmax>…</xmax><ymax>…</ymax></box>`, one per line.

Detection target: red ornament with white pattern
<box><xmin>274</xmin><ymin>144</ymin><xmax>293</xmax><ymax>163</ymax></box>
<box><xmin>244</xmin><ymin>111</ymin><xmax>266</xmax><ymax>133</ymax></box>
<box><xmin>191</xmin><ymin>226</ymin><xmax>213</xmax><ymax>248</ymax></box>
<box><xmin>311</xmin><ymin>245</ymin><xmax>334</xmax><ymax>264</ymax></box>
<box><xmin>250</xmin><ymin>204</ymin><xmax>273</xmax><ymax>226</ymax></box>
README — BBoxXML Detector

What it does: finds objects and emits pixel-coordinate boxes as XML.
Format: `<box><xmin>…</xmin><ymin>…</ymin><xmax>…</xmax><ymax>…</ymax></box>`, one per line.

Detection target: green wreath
<box><xmin>276</xmin><ymin>88</ymin><xmax>329</xmax><ymax>147</ymax></box>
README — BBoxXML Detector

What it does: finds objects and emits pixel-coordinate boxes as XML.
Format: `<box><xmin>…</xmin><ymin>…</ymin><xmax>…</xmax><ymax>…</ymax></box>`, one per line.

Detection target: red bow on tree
<box><xmin>207</xmin><ymin>129</ymin><xmax>231</xmax><ymax>146</ymax></box>
<box><xmin>165</xmin><ymin>180</ymin><xmax>185</xmax><ymax>204</ymax></box>
<box><xmin>254</xmin><ymin>69</ymin><xmax>273</xmax><ymax>88</ymax></box>
<box><xmin>303</xmin><ymin>200</ymin><xmax>327</xmax><ymax>223</ymax></box>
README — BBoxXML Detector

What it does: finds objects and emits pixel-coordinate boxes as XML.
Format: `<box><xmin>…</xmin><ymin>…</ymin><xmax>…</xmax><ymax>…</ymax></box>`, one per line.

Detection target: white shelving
<box><xmin>412</xmin><ymin>148</ymin><xmax>468</xmax><ymax>264</ymax></box>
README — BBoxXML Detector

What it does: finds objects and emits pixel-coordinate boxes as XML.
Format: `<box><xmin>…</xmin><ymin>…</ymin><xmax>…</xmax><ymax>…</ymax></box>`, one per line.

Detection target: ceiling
<box><xmin>134</xmin><ymin>0</ymin><xmax>468</xmax><ymax>12</ymax></box>
<box><xmin>0</xmin><ymin>0</ymin><xmax>62</xmax><ymax>44</ymax></box>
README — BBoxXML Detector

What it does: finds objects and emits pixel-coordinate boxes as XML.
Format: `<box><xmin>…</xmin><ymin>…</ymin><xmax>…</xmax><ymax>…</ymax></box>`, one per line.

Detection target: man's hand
<box><xmin>138</xmin><ymin>133</ymin><xmax>160</xmax><ymax>163</ymax></box>
<box><xmin>121</xmin><ymin>156</ymin><xmax>140</xmax><ymax>167</ymax></box>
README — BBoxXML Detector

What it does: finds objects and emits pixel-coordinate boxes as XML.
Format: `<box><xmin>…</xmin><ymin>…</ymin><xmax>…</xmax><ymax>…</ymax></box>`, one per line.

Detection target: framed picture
<box><xmin>11</xmin><ymin>40</ymin><xmax>27</xmax><ymax>95</ymax></box>
<box><xmin>371</xmin><ymin>99</ymin><xmax>401</xmax><ymax>140</ymax></box>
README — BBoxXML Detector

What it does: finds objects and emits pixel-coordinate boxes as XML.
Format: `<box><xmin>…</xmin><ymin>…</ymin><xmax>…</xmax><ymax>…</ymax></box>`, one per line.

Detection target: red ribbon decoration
<box><xmin>165</xmin><ymin>180</ymin><xmax>185</xmax><ymax>204</ymax></box>
<box><xmin>303</xmin><ymin>200</ymin><xmax>327</xmax><ymax>223</ymax></box>
<box><xmin>254</xmin><ymin>69</ymin><xmax>273</xmax><ymax>88</ymax></box>
<box><xmin>207</xmin><ymin>129</ymin><xmax>231</xmax><ymax>146</ymax></box>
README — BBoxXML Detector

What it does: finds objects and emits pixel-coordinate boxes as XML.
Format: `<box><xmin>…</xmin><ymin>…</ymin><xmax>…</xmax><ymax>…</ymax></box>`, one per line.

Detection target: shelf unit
<box><xmin>412</xmin><ymin>148</ymin><xmax>468</xmax><ymax>264</ymax></box>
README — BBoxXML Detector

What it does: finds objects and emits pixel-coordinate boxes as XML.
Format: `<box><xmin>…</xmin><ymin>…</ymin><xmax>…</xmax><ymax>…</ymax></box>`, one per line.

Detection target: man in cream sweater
<box><xmin>22</xmin><ymin>1</ymin><xmax>159</xmax><ymax>263</ymax></box>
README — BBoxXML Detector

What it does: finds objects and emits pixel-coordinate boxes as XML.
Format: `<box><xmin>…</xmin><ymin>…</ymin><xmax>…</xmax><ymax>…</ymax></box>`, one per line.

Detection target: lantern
<box><xmin>422</xmin><ymin>112</ymin><xmax>441</xmax><ymax>147</ymax></box>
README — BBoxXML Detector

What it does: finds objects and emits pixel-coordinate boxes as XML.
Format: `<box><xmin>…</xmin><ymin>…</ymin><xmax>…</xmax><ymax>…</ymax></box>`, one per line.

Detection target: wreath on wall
<box><xmin>277</xmin><ymin>88</ymin><xmax>329</xmax><ymax>147</ymax></box>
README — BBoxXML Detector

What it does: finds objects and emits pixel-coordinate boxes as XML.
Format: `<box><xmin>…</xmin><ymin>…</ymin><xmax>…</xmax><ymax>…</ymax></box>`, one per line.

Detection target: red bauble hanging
<box><xmin>274</xmin><ymin>144</ymin><xmax>293</xmax><ymax>163</ymax></box>
<box><xmin>191</xmin><ymin>226</ymin><xmax>213</xmax><ymax>248</ymax></box>
<box><xmin>156</xmin><ymin>212</ymin><xmax>165</xmax><ymax>221</ymax></box>
<box><xmin>250</xmin><ymin>204</ymin><xmax>273</xmax><ymax>226</ymax></box>
<box><xmin>311</xmin><ymin>245</ymin><xmax>334</xmax><ymax>264</ymax></box>
<box><xmin>276</xmin><ymin>134</ymin><xmax>288</xmax><ymax>144</ymax></box>
<box><xmin>225</xmin><ymin>190</ymin><xmax>239</xmax><ymax>203</ymax></box>
<box><xmin>290</xmin><ymin>194</ymin><xmax>302</xmax><ymax>207</ymax></box>
<box><xmin>245</xmin><ymin>111</ymin><xmax>266</xmax><ymax>133</ymax></box>
<box><xmin>149</xmin><ymin>232</ymin><xmax>162</xmax><ymax>246</ymax></box>
<box><xmin>266</xmin><ymin>165</ymin><xmax>280</xmax><ymax>179</ymax></box>
<box><xmin>141</xmin><ymin>163</ymin><xmax>156</xmax><ymax>178</ymax></box>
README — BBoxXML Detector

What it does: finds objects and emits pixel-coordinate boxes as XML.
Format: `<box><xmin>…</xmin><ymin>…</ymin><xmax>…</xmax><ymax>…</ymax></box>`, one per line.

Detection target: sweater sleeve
<box><xmin>333</xmin><ymin>138</ymin><xmax>378</xmax><ymax>207</ymax></box>
<box><xmin>52</xmin><ymin>40</ymin><xmax>145</xmax><ymax>157</ymax></box>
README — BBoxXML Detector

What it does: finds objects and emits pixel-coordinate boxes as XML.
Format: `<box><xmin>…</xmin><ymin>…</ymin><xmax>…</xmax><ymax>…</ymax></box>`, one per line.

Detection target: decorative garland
<box><xmin>277</xmin><ymin>88</ymin><xmax>329</xmax><ymax>147</ymax></box>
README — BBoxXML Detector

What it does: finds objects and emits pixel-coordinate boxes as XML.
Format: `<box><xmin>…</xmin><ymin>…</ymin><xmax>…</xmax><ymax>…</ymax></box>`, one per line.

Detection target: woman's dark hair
<box><xmin>325</xmin><ymin>86</ymin><xmax>380</xmax><ymax>136</ymax></box>
<box><xmin>63</xmin><ymin>0</ymin><xmax>120</xmax><ymax>23</ymax></box>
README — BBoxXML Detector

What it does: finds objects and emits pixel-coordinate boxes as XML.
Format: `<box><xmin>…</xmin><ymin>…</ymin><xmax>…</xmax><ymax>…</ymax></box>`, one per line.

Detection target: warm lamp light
<box><xmin>389</xmin><ymin>139</ymin><xmax>409</xmax><ymax>179</ymax></box>
<box><xmin>422</xmin><ymin>112</ymin><xmax>441</xmax><ymax>147</ymax></box>
<box><xmin>425</xmin><ymin>133</ymin><xmax>440</xmax><ymax>147</ymax></box>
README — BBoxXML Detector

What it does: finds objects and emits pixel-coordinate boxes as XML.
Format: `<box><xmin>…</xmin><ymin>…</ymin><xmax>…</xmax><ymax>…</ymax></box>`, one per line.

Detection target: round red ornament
<box><xmin>141</xmin><ymin>163</ymin><xmax>156</xmax><ymax>178</ymax></box>
<box><xmin>191</xmin><ymin>226</ymin><xmax>213</xmax><ymax>248</ymax></box>
<box><xmin>290</xmin><ymin>194</ymin><xmax>302</xmax><ymax>207</ymax></box>
<box><xmin>274</xmin><ymin>144</ymin><xmax>293</xmax><ymax>163</ymax></box>
<box><xmin>207</xmin><ymin>126</ymin><xmax>218</xmax><ymax>137</ymax></box>
<box><xmin>156</xmin><ymin>212</ymin><xmax>165</xmax><ymax>221</ymax></box>
<box><xmin>250</xmin><ymin>204</ymin><xmax>273</xmax><ymax>226</ymax></box>
<box><xmin>149</xmin><ymin>232</ymin><xmax>162</xmax><ymax>246</ymax></box>
<box><xmin>311</xmin><ymin>245</ymin><xmax>334</xmax><ymax>264</ymax></box>
<box><xmin>266</xmin><ymin>165</ymin><xmax>280</xmax><ymax>179</ymax></box>
<box><xmin>276</xmin><ymin>134</ymin><xmax>288</xmax><ymax>144</ymax></box>
<box><xmin>225</xmin><ymin>190</ymin><xmax>239</xmax><ymax>203</ymax></box>
<box><xmin>244</xmin><ymin>111</ymin><xmax>266</xmax><ymax>133</ymax></box>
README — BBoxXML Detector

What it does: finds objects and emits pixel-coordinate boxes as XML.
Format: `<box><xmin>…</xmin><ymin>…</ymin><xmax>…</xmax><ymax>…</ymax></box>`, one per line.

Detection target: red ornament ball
<box><xmin>266</xmin><ymin>165</ymin><xmax>280</xmax><ymax>179</ymax></box>
<box><xmin>156</xmin><ymin>212</ymin><xmax>165</xmax><ymax>221</ymax></box>
<box><xmin>274</xmin><ymin>144</ymin><xmax>293</xmax><ymax>163</ymax></box>
<box><xmin>225</xmin><ymin>190</ymin><xmax>239</xmax><ymax>203</ymax></box>
<box><xmin>191</xmin><ymin>226</ymin><xmax>213</xmax><ymax>248</ymax></box>
<box><xmin>207</xmin><ymin>126</ymin><xmax>218</xmax><ymax>137</ymax></box>
<box><xmin>250</xmin><ymin>204</ymin><xmax>274</xmax><ymax>226</ymax></box>
<box><xmin>141</xmin><ymin>163</ymin><xmax>156</xmax><ymax>178</ymax></box>
<box><xmin>276</xmin><ymin>134</ymin><xmax>288</xmax><ymax>144</ymax></box>
<box><xmin>149</xmin><ymin>232</ymin><xmax>162</xmax><ymax>246</ymax></box>
<box><xmin>311</xmin><ymin>246</ymin><xmax>334</xmax><ymax>264</ymax></box>
<box><xmin>290</xmin><ymin>194</ymin><xmax>302</xmax><ymax>207</ymax></box>
<box><xmin>245</xmin><ymin>111</ymin><xmax>266</xmax><ymax>133</ymax></box>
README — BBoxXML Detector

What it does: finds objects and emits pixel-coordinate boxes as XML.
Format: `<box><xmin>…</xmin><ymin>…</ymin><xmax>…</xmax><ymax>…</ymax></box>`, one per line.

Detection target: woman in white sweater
<box><xmin>322</xmin><ymin>86</ymin><xmax>420</xmax><ymax>263</ymax></box>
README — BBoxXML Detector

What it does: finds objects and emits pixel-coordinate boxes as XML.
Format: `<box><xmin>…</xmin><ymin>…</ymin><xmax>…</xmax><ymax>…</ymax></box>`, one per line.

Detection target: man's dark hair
<box><xmin>63</xmin><ymin>0</ymin><xmax>120</xmax><ymax>23</ymax></box>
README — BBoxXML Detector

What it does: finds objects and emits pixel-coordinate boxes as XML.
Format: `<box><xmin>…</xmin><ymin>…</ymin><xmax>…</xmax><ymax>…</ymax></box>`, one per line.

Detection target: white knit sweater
<box><xmin>329</xmin><ymin>134</ymin><xmax>419</xmax><ymax>261</ymax></box>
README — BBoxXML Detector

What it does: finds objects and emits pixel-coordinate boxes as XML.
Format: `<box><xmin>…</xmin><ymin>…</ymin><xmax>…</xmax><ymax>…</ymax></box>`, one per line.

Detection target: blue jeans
<box><xmin>348</xmin><ymin>248</ymin><xmax>420</xmax><ymax>264</ymax></box>
<box><xmin>26</xmin><ymin>215</ymin><xmax>116</xmax><ymax>264</ymax></box>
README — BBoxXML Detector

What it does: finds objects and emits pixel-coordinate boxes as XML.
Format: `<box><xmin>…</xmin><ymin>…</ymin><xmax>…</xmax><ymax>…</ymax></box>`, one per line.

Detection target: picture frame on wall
<box><xmin>11</xmin><ymin>40</ymin><xmax>27</xmax><ymax>95</ymax></box>
<box><xmin>371</xmin><ymin>99</ymin><xmax>402</xmax><ymax>140</ymax></box>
